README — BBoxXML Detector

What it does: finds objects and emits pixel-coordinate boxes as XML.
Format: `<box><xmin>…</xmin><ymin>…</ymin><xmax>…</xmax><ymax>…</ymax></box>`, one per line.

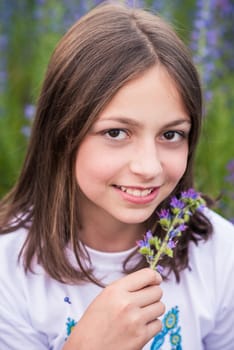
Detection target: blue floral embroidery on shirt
<box><xmin>64</xmin><ymin>296</ymin><xmax>77</xmax><ymax>340</ymax></box>
<box><xmin>151</xmin><ymin>306</ymin><xmax>182</xmax><ymax>350</ymax></box>
<box><xmin>66</xmin><ymin>317</ymin><xmax>77</xmax><ymax>336</ymax></box>
<box><xmin>64</xmin><ymin>296</ymin><xmax>72</xmax><ymax>304</ymax></box>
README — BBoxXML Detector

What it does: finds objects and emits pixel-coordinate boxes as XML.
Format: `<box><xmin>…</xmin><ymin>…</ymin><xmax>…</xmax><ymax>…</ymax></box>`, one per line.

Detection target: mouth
<box><xmin>113</xmin><ymin>185</ymin><xmax>155</xmax><ymax>198</ymax></box>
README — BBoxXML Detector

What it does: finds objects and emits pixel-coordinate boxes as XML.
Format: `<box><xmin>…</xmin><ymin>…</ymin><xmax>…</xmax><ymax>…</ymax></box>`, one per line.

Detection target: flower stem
<box><xmin>149</xmin><ymin>209</ymin><xmax>186</xmax><ymax>270</ymax></box>
<box><xmin>150</xmin><ymin>231</ymin><xmax>170</xmax><ymax>270</ymax></box>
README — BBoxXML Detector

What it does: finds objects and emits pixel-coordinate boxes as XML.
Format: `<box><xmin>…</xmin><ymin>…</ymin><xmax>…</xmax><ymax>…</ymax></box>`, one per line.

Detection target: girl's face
<box><xmin>75</xmin><ymin>65</ymin><xmax>191</xmax><ymax>230</ymax></box>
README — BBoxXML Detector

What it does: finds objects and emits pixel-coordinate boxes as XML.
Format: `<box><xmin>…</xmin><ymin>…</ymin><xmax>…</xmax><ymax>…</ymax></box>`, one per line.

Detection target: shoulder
<box><xmin>189</xmin><ymin>209</ymin><xmax>234</xmax><ymax>275</ymax></box>
<box><xmin>0</xmin><ymin>228</ymin><xmax>28</xmax><ymax>282</ymax></box>
<box><xmin>0</xmin><ymin>229</ymin><xmax>59</xmax><ymax>349</ymax></box>
<box><xmin>188</xmin><ymin>209</ymin><xmax>234</xmax><ymax>276</ymax></box>
<box><xmin>0</xmin><ymin>228</ymin><xmax>27</xmax><ymax>259</ymax></box>
<box><xmin>205</xmin><ymin>208</ymin><xmax>234</xmax><ymax>245</ymax></box>
<box><xmin>184</xmin><ymin>209</ymin><xmax>234</xmax><ymax>308</ymax></box>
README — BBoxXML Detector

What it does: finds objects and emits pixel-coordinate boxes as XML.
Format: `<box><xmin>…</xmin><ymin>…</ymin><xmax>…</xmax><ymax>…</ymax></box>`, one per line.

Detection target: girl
<box><xmin>0</xmin><ymin>2</ymin><xmax>234</xmax><ymax>350</ymax></box>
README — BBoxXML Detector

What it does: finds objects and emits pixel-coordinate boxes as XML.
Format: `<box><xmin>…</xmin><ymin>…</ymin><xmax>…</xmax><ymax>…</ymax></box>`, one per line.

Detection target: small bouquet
<box><xmin>136</xmin><ymin>188</ymin><xmax>206</xmax><ymax>272</ymax></box>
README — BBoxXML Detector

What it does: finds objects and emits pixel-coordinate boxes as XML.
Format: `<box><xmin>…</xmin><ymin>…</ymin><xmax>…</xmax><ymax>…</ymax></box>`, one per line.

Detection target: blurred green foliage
<box><xmin>0</xmin><ymin>0</ymin><xmax>233</xmax><ymax>222</ymax></box>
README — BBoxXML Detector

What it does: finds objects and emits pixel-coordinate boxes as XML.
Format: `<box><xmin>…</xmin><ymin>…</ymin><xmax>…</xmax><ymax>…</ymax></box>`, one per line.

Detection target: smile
<box><xmin>115</xmin><ymin>185</ymin><xmax>155</xmax><ymax>197</ymax></box>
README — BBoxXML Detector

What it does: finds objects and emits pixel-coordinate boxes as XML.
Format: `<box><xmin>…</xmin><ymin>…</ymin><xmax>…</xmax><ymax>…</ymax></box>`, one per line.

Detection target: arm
<box><xmin>203</xmin><ymin>251</ymin><xmax>234</xmax><ymax>349</ymax></box>
<box><xmin>0</xmin><ymin>304</ymin><xmax>49</xmax><ymax>350</ymax></box>
<box><xmin>203</xmin><ymin>212</ymin><xmax>234</xmax><ymax>350</ymax></box>
<box><xmin>62</xmin><ymin>268</ymin><xmax>165</xmax><ymax>350</ymax></box>
<box><xmin>0</xmin><ymin>233</ymin><xmax>49</xmax><ymax>350</ymax></box>
<box><xmin>0</xmin><ymin>273</ymin><xmax>49</xmax><ymax>350</ymax></box>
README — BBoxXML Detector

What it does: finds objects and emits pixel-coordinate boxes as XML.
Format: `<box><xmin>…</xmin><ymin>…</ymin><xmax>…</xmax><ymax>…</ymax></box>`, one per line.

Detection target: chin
<box><xmin>116</xmin><ymin>211</ymin><xmax>155</xmax><ymax>225</ymax></box>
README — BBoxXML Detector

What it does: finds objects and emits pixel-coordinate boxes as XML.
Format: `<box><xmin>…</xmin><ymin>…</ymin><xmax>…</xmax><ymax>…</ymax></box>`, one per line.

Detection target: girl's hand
<box><xmin>62</xmin><ymin>268</ymin><xmax>165</xmax><ymax>350</ymax></box>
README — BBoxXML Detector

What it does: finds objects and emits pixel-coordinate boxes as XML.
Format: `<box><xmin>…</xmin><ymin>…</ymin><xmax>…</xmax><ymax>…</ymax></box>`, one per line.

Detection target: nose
<box><xmin>129</xmin><ymin>140</ymin><xmax>163</xmax><ymax>180</ymax></box>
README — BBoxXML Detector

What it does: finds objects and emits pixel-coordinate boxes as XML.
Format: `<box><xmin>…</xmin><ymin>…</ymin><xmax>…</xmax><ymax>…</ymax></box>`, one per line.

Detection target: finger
<box><xmin>134</xmin><ymin>285</ymin><xmax>163</xmax><ymax>308</ymax></box>
<box><xmin>119</xmin><ymin>268</ymin><xmax>162</xmax><ymax>292</ymax></box>
<box><xmin>141</xmin><ymin>301</ymin><xmax>165</xmax><ymax>324</ymax></box>
<box><xmin>145</xmin><ymin>318</ymin><xmax>163</xmax><ymax>342</ymax></box>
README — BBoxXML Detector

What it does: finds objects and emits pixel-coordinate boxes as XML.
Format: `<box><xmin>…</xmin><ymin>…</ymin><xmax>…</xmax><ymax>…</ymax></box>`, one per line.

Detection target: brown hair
<box><xmin>0</xmin><ymin>2</ymin><xmax>212</xmax><ymax>284</ymax></box>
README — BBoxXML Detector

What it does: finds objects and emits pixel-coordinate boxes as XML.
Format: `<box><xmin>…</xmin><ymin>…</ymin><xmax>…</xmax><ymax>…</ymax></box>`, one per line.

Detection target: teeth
<box><xmin>120</xmin><ymin>186</ymin><xmax>153</xmax><ymax>197</ymax></box>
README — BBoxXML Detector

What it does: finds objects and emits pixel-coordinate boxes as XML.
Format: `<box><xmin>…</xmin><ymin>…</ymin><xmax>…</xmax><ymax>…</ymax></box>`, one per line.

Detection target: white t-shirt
<box><xmin>0</xmin><ymin>209</ymin><xmax>234</xmax><ymax>350</ymax></box>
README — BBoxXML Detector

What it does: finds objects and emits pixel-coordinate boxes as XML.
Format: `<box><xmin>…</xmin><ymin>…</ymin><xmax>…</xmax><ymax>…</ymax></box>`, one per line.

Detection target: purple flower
<box><xmin>169</xmin><ymin>223</ymin><xmax>187</xmax><ymax>239</ymax></box>
<box><xmin>190</xmin><ymin>0</ymin><xmax>222</xmax><ymax>106</ymax></box>
<box><xmin>191</xmin><ymin>0</ymin><xmax>234</xmax><ymax>108</ymax></box>
<box><xmin>136</xmin><ymin>230</ymin><xmax>153</xmax><ymax>249</ymax></box>
<box><xmin>24</xmin><ymin>104</ymin><xmax>36</xmax><ymax>121</ymax></box>
<box><xmin>177</xmin><ymin>223</ymin><xmax>187</xmax><ymax>232</ymax></box>
<box><xmin>181</xmin><ymin>188</ymin><xmax>199</xmax><ymax>200</ymax></box>
<box><xmin>137</xmin><ymin>188</ymin><xmax>207</xmax><ymax>271</ymax></box>
<box><xmin>145</xmin><ymin>230</ymin><xmax>153</xmax><ymax>240</ymax></box>
<box><xmin>170</xmin><ymin>197</ymin><xmax>185</xmax><ymax>209</ymax></box>
<box><xmin>167</xmin><ymin>240</ymin><xmax>176</xmax><ymax>249</ymax></box>
<box><xmin>21</xmin><ymin>126</ymin><xmax>31</xmax><ymax>138</ymax></box>
<box><xmin>136</xmin><ymin>238</ymin><xmax>150</xmax><ymax>249</ymax></box>
<box><xmin>169</xmin><ymin>228</ymin><xmax>179</xmax><ymax>238</ymax></box>
<box><xmin>219</xmin><ymin>158</ymin><xmax>234</xmax><ymax>224</ymax></box>
<box><xmin>158</xmin><ymin>208</ymin><xmax>171</xmax><ymax>220</ymax></box>
<box><xmin>227</xmin><ymin>159</ymin><xmax>234</xmax><ymax>173</ymax></box>
<box><xmin>156</xmin><ymin>265</ymin><xmax>164</xmax><ymax>274</ymax></box>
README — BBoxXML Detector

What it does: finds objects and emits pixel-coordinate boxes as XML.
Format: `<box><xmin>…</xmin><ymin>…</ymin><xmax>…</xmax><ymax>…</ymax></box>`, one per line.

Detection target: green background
<box><xmin>0</xmin><ymin>0</ymin><xmax>233</xmax><ymax>222</ymax></box>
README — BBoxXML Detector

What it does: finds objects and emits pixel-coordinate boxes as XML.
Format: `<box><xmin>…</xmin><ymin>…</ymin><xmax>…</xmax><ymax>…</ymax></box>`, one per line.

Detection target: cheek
<box><xmin>164</xmin><ymin>149</ymin><xmax>188</xmax><ymax>181</ymax></box>
<box><xmin>75</xmin><ymin>141</ymin><xmax>124</xmax><ymax>185</ymax></box>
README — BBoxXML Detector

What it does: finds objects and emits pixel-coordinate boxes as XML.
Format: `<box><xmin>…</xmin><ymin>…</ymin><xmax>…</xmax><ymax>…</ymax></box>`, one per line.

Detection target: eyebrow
<box><xmin>97</xmin><ymin>116</ymin><xmax>191</xmax><ymax>128</ymax></box>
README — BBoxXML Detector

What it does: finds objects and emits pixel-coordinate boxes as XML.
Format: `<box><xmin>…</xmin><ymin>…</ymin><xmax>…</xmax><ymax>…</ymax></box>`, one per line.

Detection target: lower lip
<box><xmin>113</xmin><ymin>186</ymin><xmax>159</xmax><ymax>205</ymax></box>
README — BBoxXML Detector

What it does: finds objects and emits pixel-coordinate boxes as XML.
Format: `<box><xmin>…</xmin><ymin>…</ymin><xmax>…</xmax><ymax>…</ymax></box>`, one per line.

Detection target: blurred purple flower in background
<box><xmin>0</xmin><ymin>35</ymin><xmax>8</xmax><ymax>95</ymax></box>
<box><xmin>190</xmin><ymin>0</ymin><xmax>220</xmax><ymax>103</ymax></box>
<box><xmin>21</xmin><ymin>104</ymin><xmax>36</xmax><ymax>138</ymax></box>
<box><xmin>126</xmin><ymin>0</ymin><xmax>144</xmax><ymax>7</ymax></box>
<box><xmin>216</xmin><ymin>0</ymin><xmax>234</xmax><ymax>72</ymax></box>
<box><xmin>191</xmin><ymin>0</ymin><xmax>234</xmax><ymax>106</ymax></box>
<box><xmin>150</xmin><ymin>0</ymin><xmax>179</xmax><ymax>20</ymax></box>
<box><xmin>219</xmin><ymin>159</ymin><xmax>234</xmax><ymax>224</ymax></box>
<box><xmin>226</xmin><ymin>160</ymin><xmax>234</xmax><ymax>185</ymax></box>
<box><xmin>0</xmin><ymin>0</ymin><xmax>14</xmax><ymax>117</ymax></box>
<box><xmin>63</xmin><ymin>0</ymin><xmax>89</xmax><ymax>30</ymax></box>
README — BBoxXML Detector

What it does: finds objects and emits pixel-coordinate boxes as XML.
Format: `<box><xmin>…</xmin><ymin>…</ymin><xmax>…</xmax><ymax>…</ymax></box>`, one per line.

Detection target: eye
<box><xmin>105</xmin><ymin>128</ymin><xmax>128</xmax><ymax>140</ymax></box>
<box><xmin>163</xmin><ymin>130</ymin><xmax>185</xmax><ymax>142</ymax></box>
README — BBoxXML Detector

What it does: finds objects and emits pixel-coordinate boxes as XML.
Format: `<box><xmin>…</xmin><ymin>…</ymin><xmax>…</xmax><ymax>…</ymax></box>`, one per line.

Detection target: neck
<box><xmin>79</xmin><ymin>216</ymin><xmax>145</xmax><ymax>253</ymax></box>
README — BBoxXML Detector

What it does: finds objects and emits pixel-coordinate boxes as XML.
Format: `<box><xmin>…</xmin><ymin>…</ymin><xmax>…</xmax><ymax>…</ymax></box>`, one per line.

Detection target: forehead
<box><xmin>96</xmin><ymin>65</ymin><xmax>189</xmax><ymax>123</ymax></box>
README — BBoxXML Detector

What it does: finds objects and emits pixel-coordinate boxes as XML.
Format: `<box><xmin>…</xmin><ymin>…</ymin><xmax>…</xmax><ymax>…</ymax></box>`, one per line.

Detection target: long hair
<box><xmin>0</xmin><ymin>2</ymin><xmax>212</xmax><ymax>284</ymax></box>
